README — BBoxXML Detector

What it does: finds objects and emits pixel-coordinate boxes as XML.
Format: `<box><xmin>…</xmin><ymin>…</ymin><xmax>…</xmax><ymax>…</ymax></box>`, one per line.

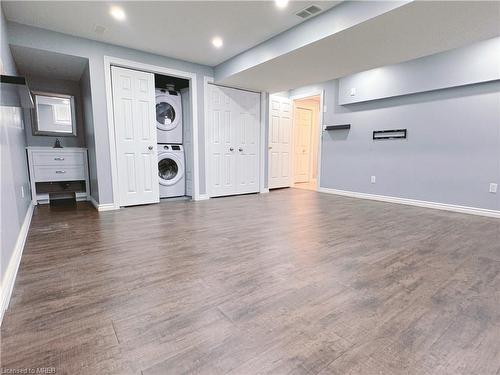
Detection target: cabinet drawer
<box><xmin>33</xmin><ymin>165</ymin><xmax>86</xmax><ymax>182</ymax></box>
<box><xmin>32</xmin><ymin>151</ymin><xmax>84</xmax><ymax>166</ymax></box>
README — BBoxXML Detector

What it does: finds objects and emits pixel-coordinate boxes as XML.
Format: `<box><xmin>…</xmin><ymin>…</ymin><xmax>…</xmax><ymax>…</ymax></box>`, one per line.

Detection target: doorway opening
<box><xmin>292</xmin><ymin>95</ymin><xmax>320</xmax><ymax>191</ymax></box>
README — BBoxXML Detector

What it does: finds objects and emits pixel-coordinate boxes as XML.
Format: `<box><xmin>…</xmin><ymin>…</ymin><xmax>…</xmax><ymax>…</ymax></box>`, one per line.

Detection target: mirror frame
<box><xmin>32</xmin><ymin>91</ymin><xmax>77</xmax><ymax>137</ymax></box>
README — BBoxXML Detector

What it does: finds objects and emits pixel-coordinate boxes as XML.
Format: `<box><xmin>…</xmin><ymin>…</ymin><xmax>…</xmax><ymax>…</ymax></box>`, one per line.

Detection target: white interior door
<box><xmin>111</xmin><ymin>66</ymin><xmax>159</xmax><ymax>206</ymax></box>
<box><xmin>294</xmin><ymin>106</ymin><xmax>313</xmax><ymax>183</ymax></box>
<box><xmin>268</xmin><ymin>95</ymin><xmax>292</xmax><ymax>189</ymax></box>
<box><xmin>208</xmin><ymin>84</ymin><xmax>260</xmax><ymax>197</ymax></box>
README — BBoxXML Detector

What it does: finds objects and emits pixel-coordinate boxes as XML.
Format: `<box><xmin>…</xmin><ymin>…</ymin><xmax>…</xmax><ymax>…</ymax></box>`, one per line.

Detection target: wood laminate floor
<box><xmin>1</xmin><ymin>189</ymin><xmax>500</xmax><ymax>375</ymax></box>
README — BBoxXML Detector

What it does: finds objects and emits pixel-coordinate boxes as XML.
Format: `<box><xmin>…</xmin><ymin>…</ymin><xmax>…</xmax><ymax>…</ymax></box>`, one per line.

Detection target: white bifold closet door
<box><xmin>111</xmin><ymin>66</ymin><xmax>159</xmax><ymax>207</ymax></box>
<box><xmin>208</xmin><ymin>84</ymin><xmax>260</xmax><ymax>197</ymax></box>
<box><xmin>268</xmin><ymin>95</ymin><xmax>292</xmax><ymax>189</ymax></box>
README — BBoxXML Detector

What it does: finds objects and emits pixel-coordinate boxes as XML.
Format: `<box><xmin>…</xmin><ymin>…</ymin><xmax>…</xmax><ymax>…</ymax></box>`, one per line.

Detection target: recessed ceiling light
<box><xmin>110</xmin><ymin>5</ymin><xmax>126</xmax><ymax>21</ymax></box>
<box><xmin>212</xmin><ymin>37</ymin><xmax>223</xmax><ymax>48</ymax></box>
<box><xmin>275</xmin><ymin>0</ymin><xmax>289</xmax><ymax>9</ymax></box>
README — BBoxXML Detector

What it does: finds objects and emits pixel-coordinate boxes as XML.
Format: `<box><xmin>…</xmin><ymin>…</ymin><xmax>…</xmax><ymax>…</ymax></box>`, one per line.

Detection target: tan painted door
<box><xmin>111</xmin><ymin>66</ymin><xmax>159</xmax><ymax>206</ymax></box>
<box><xmin>268</xmin><ymin>95</ymin><xmax>292</xmax><ymax>189</ymax></box>
<box><xmin>294</xmin><ymin>106</ymin><xmax>313</xmax><ymax>183</ymax></box>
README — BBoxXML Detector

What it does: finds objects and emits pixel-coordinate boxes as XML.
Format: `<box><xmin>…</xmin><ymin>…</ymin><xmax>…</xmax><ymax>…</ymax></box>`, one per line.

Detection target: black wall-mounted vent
<box><xmin>324</xmin><ymin>124</ymin><xmax>351</xmax><ymax>131</ymax></box>
<box><xmin>373</xmin><ymin>129</ymin><xmax>407</xmax><ymax>140</ymax></box>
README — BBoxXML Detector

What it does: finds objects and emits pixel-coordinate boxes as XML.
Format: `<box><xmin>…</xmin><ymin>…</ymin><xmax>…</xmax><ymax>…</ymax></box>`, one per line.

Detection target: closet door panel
<box><xmin>208</xmin><ymin>85</ymin><xmax>238</xmax><ymax>197</ymax></box>
<box><xmin>208</xmin><ymin>85</ymin><xmax>260</xmax><ymax>197</ymax></box>
<box><xmin>235</xmin><ymin>92</ymin><xmax>260</xmax><ymax>194</ymax></box>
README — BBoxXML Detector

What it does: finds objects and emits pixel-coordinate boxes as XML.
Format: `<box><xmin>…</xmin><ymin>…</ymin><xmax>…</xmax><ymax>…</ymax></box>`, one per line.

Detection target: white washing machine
<box><xmin>158</xmin><ymin>144</ymin><xmax>185</xmax><ymax>198</ymax></box>
<box><xmin>156</xmin><ymin>88</ymin><xmax>183</xmax><ymax>144</ymax></box>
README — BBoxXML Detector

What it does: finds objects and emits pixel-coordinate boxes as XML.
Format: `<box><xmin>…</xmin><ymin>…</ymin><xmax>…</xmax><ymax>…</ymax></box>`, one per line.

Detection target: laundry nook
<box><xmin>110</xmin><ymin>66</ymin><xmax>194</xmax><ymax>205</ymax></box>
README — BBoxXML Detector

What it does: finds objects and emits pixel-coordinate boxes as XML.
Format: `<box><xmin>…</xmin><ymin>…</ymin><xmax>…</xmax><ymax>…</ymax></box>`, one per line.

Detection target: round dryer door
<box><xmin>156</xmin><ymin>95</ymin><xmax>180</xmax><ymax>131</ymax></box>
<box><xmin>158</xmin><ymin>154</ymin><xmax>184</xmax><ymax>186</ymax></box>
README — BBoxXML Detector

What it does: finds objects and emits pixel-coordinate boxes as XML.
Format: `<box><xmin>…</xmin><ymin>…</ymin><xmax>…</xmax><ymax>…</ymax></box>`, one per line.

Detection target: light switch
<box><xmin>371</xmin><ymin>176</ymin><xmax>376</xmax><ymax>184</ymax></box>
<box><xmin>350</xmin><ymin>87</ymin><xmax>356</xmax><ymax>96</ymax></box>
<box><xmin>490</xmin><ymin>183</ymin><xmax>498</xmax><ymax>193</ymax></box>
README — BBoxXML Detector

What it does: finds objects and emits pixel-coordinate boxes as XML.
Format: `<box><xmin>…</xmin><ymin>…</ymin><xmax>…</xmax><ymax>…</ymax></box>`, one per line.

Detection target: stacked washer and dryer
<box><xmin>156</xmin><ymin>84</ymin><xmax>186</xmax><ymax>198</ymax></box>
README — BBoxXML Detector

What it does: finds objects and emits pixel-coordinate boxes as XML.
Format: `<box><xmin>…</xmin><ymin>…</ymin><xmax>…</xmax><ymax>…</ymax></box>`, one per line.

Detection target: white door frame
<box><xmin>289</xmin><ymin>89</ymin><xmax>324</xmax><ymax>191</ymax></box>
<box><xmin>104</xmin><ymin>56</ymin><xmax>200</xmax><ymax>209</ymax></box>
<box><xmin>203</xmin><ymin>77</ymin><xmax>266</xmax><ymax>198</ymax></box>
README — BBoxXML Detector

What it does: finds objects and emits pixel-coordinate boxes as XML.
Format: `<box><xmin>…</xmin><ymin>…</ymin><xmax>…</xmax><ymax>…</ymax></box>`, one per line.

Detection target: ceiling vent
<box><xmin>295</xmin><ymin>5</ymin><xmax>322</xmax><ymax>19</ymax></box>
<box><xmin>93</xmin><ymin>24</ymin><xmax>106</xmax><ymax>35</ymax></box>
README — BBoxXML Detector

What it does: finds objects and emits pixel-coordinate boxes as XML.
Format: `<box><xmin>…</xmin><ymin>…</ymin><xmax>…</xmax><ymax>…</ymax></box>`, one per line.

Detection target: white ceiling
<box><xmin>2</xmin><ymin>1</ymin><xmax>341</xmax><ymax>67</ymax></box>
<box><xmin>219</xmin><ymin>0</ymin><xmax>500</xmax><ymax>92</ymax></box>
<box><xmin>10</xmin><ymin>45</ymin><xmax>88</xmax><ymax>81</ymax></box>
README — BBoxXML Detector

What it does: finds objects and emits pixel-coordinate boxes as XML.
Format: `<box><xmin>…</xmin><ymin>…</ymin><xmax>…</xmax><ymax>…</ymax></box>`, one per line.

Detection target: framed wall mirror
<box><xmin>32</xmin><ymin>91</ymin><xmax>77</xmax><ymax>136</ymax></box>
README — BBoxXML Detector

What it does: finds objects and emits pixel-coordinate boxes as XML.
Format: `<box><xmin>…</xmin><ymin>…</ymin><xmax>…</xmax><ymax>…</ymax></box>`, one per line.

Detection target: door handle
<box><xmin>54</xmin><ymin>157</ymin><xmax>65</xmax><ymax>161</ymax></box>
<box><xmin>55</xmin><ymin>170</ymin><xmax>66</xmax><ymax>174</ymax></box>
<box><xmin>148</xmin><ymin>145</ymin><xmax>154</xmax><ymax>151</ymax></box>
<box><xmin>239</xmin><ymin>148</ymin><xmax>243</xmax><ymax>152</ymax></box>
<box><xmin>268</xmin><ymin>146</ymin><xmax>272</xmax><ymax>150</ymax></box>
<box><xmin>229</xmin><ymin>147</ymin><xmax>234</xmax><ymax>151</ymax></box>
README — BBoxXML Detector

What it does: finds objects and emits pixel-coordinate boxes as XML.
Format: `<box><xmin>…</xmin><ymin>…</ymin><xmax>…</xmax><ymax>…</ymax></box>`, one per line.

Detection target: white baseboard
<box><xmin>318</xmin><ymin>187</ymin><xmax>500</xmax><ymax>219</ymax></box>
<box><xmin>260</xmin><ymin>188</ymin><xmax>270</xmax><ymax>194</ymax></box>
<box><xmin>1</xmin><ymin>202</ymin><xmax>34</xmax><ymax>325</ymax></box>
<box><xmin>90</xmin><ymin>196</ymin><xmax>117</xmax><ymax>211</ymax></box>
<box><xmin>195</xmin><ymin>194</ymin><xmax>210</xmax><ymax>201</ymax></box>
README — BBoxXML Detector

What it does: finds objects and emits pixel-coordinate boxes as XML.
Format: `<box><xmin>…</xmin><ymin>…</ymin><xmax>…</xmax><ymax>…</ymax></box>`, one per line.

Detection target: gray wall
<box><xmin>24</xmin><ymin>76</ymin><xmax>86</xmax><ymax>147</ymax></box>
<box><xmin>320</xmin><ymin>80</ymin><xmax>500</xmax><ymax>211</ymax></box>
<box><xmin>338</xmin><ymin>37</ymin><xmax>500</xmax><ymax>105</ymax></box>
<box><xmin>0</xmin><ymin>7</ymin><xmax>31</xmax><ymax>285</ymax></box>
<box><xmin>8</xmin><ymin>21</ymin><xmax>214</xmax><ymax>204</ymax></box>
<box><xmin>80</xmin><ymin>63</ymin><xmax>98</xmax><ymax>201</ymax></box>
<box><xmin>286</xmin><ymin>40</ymin><xmax>500</xmax><ymax>211</ymax></box>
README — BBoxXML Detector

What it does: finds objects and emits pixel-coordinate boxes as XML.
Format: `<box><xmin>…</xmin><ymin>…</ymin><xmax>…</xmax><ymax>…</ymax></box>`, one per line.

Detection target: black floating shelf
<box><xmin>0</xmin><ymin>74</ymin><xmax>34</xmax><ymax>108</ymax></box>
<box><xmin>0</xmin><ymin>75</ymin><xmax>26</xmax><ymax>85</ymax></box>
<box><xmin>324</xmin><ymin>124</ymin><xmax>351</xmax><ymax>131</ymax></box>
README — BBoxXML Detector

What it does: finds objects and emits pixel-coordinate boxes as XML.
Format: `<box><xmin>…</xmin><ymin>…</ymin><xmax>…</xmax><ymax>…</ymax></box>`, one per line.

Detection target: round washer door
<box><xmin>158</xmin><ymin>153</ymin><xmax>184</xmax><ymax>186</ymax></box>
<box><xmin>156</xmin><ymin>95</ymin><xmax>181</xmax><ymax>131</ymax></box>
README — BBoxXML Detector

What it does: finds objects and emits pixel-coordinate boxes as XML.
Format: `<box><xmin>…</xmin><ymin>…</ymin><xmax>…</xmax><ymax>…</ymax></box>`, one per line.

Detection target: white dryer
<box><xmin>156</xmin><ymin>88</ymin><xmax>183</xmax><ymax>144</ymax></box>
<box><xmin>158</xmin><ymin>144</ymin><xmax>185</xmax><ymax>198</ymax></box>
